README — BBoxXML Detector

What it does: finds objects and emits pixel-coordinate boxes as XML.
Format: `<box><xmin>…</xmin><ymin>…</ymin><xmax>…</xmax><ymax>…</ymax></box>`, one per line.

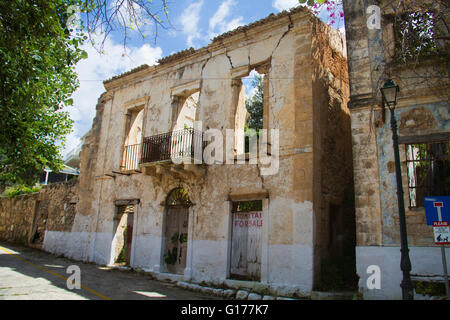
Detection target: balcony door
<box><xmin>121</xmin><ymin>106</ymin><xmax>144</xmax><ymax>171</ymax></box>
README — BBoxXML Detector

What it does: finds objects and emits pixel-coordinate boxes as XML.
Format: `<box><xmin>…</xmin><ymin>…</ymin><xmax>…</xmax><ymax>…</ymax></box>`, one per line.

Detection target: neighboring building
<box><xmin>40</xmin><ymin>7</ymin><xmax>354</xmax><ymax>297</ymax></box>
<box><xmin>64</xmin><ymin>135</ymin><xmax>87</xmax><ymax>169</ymax></box>
<box><xmin>40</xmin><ymin>164</ymin><xmax>79</xmax><ymax>185</ymax></box>
<box><xmin>343</xmin><ymin>0</ymin><xmax>449</xmax><ymax>299</ymax></box>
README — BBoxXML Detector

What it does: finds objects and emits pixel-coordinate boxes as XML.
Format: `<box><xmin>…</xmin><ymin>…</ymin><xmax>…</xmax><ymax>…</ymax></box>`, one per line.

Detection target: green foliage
<box><xmin>116</xmin><ymin>226</ymin><xmax>127</xmax><ymax>263</ymax></box>
<box><xmin>171</xmin><ymin>232</ymin><xmax>180</xmax><ymax>244</ymax></box>
<box><xmin>2</xmin><ymin>184</ymin><xmax>42</xmax><ymax>197</ymax></box>
<box><xmin>414</xmin><ymin>281</ymin><xmax>447</xmax><ymax>296</ymax></box>
<box><xmin>299</xmin><ymin>0</ymin><xmax>325</xmax><ymax>5</ymax></box>
<box><xmin>164</xmin><ymin>247</ymin><xmax>178</xmax><ymax>265</ymax></box>
<box><xmin>394</xmin><ymin>11</ymin><xmax>438</xmax><ymax>63</ymax></box>
<box><xmin>0</xmin><ymin>0</ymin><xmax>87</xmax><ymax>187</ymax></box>
<box><xmin>233</xmin><ymin>200</ymin><xmax>262</xmax><ymax>212</ymax></box>
<box><xmin>245</xmin><ymin>75</ymin><xmax>264</xmax><ymax>132</ymax></box>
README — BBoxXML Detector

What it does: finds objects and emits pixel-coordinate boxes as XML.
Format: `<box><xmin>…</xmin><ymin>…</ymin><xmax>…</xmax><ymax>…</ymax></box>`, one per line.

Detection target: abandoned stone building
<box><xmin>34</xmin><ymin>7</ymin><xmax>352</xmax><ymax>297</ymax></box>
<box><xmin>343</xmin><ymin>0</ymin><xmax>449</xmax><ymax>299</ymax></box>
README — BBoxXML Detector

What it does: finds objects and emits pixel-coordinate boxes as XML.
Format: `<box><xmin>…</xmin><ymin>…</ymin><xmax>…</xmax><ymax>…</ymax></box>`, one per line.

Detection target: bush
<box><xmin>414</xmin><ymin>281</ymin><xmax>447</xmax><ymax>296</ymax></box>
<box><xmin>2</xmin><ymin>185</ymin><xmax>42</xmax><ymax>197</ymax></box>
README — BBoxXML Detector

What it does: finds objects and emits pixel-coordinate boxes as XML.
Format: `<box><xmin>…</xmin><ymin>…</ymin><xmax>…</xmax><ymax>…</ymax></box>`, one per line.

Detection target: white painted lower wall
<box><xmin>357</xmin><ymin>246</ymin><xmax>450</xmax><ymax>299</ymax></box>
<box><xmin>43</xmin><ymin>230</ymin><xmax>90</xmax><ymax>262</ymax></box>
<box><xmin>43</xmin><ymin>229</ymin><xmax>315</xmax><ymax>297</ymax></box>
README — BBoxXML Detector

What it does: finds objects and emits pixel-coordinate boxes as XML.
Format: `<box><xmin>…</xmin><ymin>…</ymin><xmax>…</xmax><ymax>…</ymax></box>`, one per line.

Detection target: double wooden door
<box><xmin>164</xmin><ymin>206</ymin><xmax>189</xmax><ymax>274</ymax></box>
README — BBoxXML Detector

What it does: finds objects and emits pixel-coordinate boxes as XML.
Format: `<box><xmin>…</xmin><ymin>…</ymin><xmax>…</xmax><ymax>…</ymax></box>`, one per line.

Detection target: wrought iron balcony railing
<box><xmin>140</xmin><ymin>128</ymin><xmax>205</xmax><ymax>165</ymax></box>
<box><xmin>121</xmin><ymin>143</ymin><xmax>141</xmax><ymax>171</ymax></box>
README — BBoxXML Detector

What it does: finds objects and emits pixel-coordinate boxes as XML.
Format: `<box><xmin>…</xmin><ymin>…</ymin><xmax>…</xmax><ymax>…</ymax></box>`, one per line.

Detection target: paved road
<box><xmin>0</xmin><ymin>242</ymin><xmax>219</xmax><ymax>300</ymax></box>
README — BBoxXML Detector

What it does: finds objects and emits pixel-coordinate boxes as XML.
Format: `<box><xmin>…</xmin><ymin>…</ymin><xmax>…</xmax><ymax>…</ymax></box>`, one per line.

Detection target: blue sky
<box><xmin>63</xmin><ymin>0</ymin><xmax>343</xmax><ymax>158</ymax></box>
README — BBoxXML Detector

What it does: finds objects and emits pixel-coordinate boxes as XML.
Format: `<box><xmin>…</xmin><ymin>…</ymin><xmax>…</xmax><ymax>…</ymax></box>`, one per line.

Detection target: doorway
<box><xmin>229</xmin><ymin>200</ymin><xmax>263</xmax><ymax>281</ymax></box>
<box><xmin>112</xmin><ymin>204</ymin><xmax>135</xmax><ymax>266</ymax></box>
<box><xmin>163</xmin><ymin>188</ymin><xmax>191</xmax><ymax>274</ymax></box>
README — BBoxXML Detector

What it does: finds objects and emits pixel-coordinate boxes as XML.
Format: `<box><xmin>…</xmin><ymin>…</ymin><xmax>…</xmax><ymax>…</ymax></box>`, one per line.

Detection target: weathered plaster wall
<box><xmin>357</xmin><ymin>246</ymin><xmax>450</xmax><ymax>299</ymax></box>
<box><xmin>376</xmin><ymin>102</ymin><xmax>450</xmax><ymax>246</ymax></box>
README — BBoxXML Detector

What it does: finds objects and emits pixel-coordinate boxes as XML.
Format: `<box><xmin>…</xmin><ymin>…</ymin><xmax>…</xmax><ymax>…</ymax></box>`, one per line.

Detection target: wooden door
<box><xmin>164</xmin><ymin>206</ymin><xmax>189</xmax><ymax>274</ymax></box>
<box><xmin>230</xmin><ymin>211</ymin><xmax>263</xmax><ymax>281</ymax></box>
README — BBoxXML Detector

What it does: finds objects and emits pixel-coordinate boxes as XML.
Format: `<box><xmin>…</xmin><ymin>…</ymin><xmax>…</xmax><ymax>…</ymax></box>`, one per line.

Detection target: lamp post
<box><xmin>380</xmin><ymin>79</ymin><xmax>414</xmax><ymax>300</ymax></box>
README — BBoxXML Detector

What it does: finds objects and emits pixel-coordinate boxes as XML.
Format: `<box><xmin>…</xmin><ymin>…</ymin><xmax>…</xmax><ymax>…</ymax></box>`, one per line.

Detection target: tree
<box><xmin>245</xmin><ymin>74</ymin><xmax>264</xmax><ymax>132</ymax></box>
<box><xmin>300</xmin><ymin>0</ymin><xmax>449</xmax><ymax>98</ymax></box>
<box><xmin>0</xmin><ymin>1</ymin><xmax>172</xmax><ymax>189</ymax></box>
<box><xmin>0</xmin><ymin>0</ymin><xmax>86</xmax><ymax>187</ymax></box>
<box><xmin>74</xmin><ymin>0</ymin><xmax>172</xmax><ymax>51</ymax></box>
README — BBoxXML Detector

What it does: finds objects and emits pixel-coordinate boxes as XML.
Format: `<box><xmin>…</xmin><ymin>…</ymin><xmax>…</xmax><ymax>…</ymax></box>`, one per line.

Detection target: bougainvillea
<box><xmin>299</xmin><ymin>0</ymin><xmax>344</xmax><ymax>28</ymax></box>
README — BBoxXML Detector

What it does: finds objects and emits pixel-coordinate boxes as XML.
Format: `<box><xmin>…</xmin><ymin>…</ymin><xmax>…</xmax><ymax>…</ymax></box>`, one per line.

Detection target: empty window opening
<box><xmin>234</xmin><ymin>69</ymin><xmax>265</xmax><ymax>155</ymax></box>
<box><xmin>405</xmin><ymin>140</ymin><xmax>449</xmax><ymax>208</ymax></box>
<box><xmin>243</xmin><ymin>70</ymin><xmax>264</xmax><ymax>132</ymax></box>
<box><xmin>393</xmin><ymin>10</ymin><xmax>437</xmax><ymax>62</ymax></box>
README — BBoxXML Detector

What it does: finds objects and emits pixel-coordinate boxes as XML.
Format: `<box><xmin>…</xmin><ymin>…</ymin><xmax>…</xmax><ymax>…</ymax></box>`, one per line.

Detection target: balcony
<box><xmin>120</xmin><ymin>128</ymin><xmax>206</xmax><ymax>178</ymax></box>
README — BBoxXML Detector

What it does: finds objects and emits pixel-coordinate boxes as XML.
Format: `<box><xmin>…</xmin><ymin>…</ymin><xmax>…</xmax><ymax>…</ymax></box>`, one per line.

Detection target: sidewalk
<box><xmin>0</xmin><ymin>241</ymin><xmax>220</xmax><ymax>300</ymax></box>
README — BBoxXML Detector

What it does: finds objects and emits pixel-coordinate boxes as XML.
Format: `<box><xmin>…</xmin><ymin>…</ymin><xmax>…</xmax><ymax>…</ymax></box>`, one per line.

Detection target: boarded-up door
<box><xmin>230</xmin><ymin>209</ymin><xmax>263</xmax><ymax>281</ymax></box>
<box><xmin>164</xmin><ymin>206</ymin><xmax>189</xmax><ymax>274</ymax></box>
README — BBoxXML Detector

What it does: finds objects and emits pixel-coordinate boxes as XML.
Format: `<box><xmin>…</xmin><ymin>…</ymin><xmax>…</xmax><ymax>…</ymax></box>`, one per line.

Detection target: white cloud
<box><xmin>180</xmin><ymin>0</ymin><xmax>204</xmax><ymax>47</ymax></box>
<box><xmin>272</xmin><ymin>0</ymin><xmax>300</xmax><ymax>12</ymax></box>
<box><xmin>209</xmin><ymin>0</ymin><xmax>233</xmax><ymax>30</ymax></box>
<box><xmin>208</xmin><ymin>0</ymin><xmax>244</xmax><ymax>39</ymax></box>
<box><xmin>62</xmin><ymin>34</ymin><xmax>162</xmax><ymax>158</ymax></box>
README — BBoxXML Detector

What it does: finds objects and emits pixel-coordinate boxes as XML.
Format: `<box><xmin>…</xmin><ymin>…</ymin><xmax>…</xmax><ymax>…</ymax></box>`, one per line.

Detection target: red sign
<box><xmin>434</xmin><ymin>202</ymin><xmax>444</xmax><ymax>207</ymax></box>
<box><xmin>433</xmin><ymin>221</ymin><xmax>449</xmax><ymax>227</ymax></box>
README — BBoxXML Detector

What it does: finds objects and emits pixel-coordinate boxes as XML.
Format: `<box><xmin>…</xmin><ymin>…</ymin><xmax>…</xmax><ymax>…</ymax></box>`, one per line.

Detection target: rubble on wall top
<box><xmin>211</xmin><ymin>6</ymin><xmax>309</xmax><ymax>42</ymax></box>
<box><xmin>104</xmin><ymin>6</ymin><xmax>311</xmax><ymax>85</ymax></box>
<box><xmin>104</xmin><ymin>64</ymin><xmax>151</xmax><ymax>84</ymax></box>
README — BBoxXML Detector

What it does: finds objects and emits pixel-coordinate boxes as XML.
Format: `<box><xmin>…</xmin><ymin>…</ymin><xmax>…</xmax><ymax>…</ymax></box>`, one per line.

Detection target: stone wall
<box><xmin>0</xmin><ymin>192</ymin><xmax>38</xmax><ymax>244</ymax></box>
<box><xmin>0</xmin><ymin>180</ymin><xmax>78</xmax><ymax>246</ymax></box>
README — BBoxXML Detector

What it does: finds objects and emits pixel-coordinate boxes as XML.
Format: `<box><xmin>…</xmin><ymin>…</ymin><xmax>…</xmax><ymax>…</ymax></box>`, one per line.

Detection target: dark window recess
<box><xmin>393</xmin><ymin>11</ymin><xmax>437</xmax><ymax>62</ymax></box>
<box><xmin>405</xmin><ymin>140</ymin><xmax>450</xmax><ymax>208</ymax></box>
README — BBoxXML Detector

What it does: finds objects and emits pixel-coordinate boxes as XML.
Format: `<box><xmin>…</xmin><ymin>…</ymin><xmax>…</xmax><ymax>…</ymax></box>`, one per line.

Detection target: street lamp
<box><xmin>380</xmin><ymin>79</ymin><xmax>414</xmax><ymax>300</ymax></box>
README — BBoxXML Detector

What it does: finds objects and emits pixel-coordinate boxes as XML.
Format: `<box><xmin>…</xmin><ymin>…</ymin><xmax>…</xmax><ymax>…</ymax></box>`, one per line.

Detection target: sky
<box><xmin>62</xmin><ymin>0</ymin><xmax>343</xmax><ymax>159</ymax></box>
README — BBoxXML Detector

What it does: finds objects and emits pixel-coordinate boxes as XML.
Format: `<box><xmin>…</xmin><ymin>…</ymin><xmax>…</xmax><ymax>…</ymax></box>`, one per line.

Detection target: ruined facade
<box><xmin>0</xmin><ymin>8</ymin><xmax>353</xmax><ymax>297</ymax></box>
<box><xmin>343</xmin><ymin>0</ymin><xmax>449</xmax><ymax>299</ymax></box>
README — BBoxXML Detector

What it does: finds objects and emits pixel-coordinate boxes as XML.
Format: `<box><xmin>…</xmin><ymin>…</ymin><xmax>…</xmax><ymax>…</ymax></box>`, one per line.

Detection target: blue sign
<box><xmin>424</xmin><ymin>196</ymin><xmax>450</xmax><ymax>226</ymax></box>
